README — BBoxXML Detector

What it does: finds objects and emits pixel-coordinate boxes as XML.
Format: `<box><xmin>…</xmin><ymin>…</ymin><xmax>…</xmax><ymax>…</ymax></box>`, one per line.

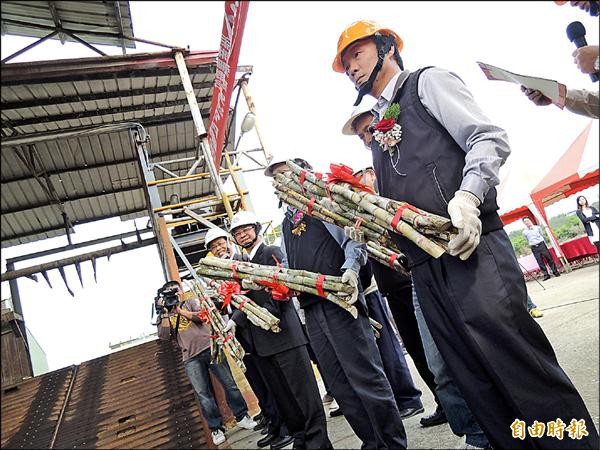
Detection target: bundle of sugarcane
<box><xmin>203</xmin><ymin>278</ymin><xmax>282</xmax><ymax>333</ymax></box>
<box><xmin>273</xmin><ymin>176</ymin><xmax>408</xmax><ymax>273</ymax></box>
<box><xmin>196</xmin><ymin>256</ymin><xmax>359</xmax><ymax>319</ymax></box>
<box><xmin>275</xmin><ymin>160</ymin><xmax>458</xmax><ymax>259</ymax></box>
<box><xmin>187</xmin><ymin>281</ymin><xmax>246</xmax><ymax>371</ymax></box>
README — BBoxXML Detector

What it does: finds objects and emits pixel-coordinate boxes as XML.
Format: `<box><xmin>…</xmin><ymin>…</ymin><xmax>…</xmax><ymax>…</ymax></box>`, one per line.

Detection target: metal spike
<box><xmin>91</xmin><ymin>257</ymin><xmax>98</xmax><ymax>283</ymax></box>
<box><xmin>41</xmin><ymin>271</ymin><xmax>53</xmax><ymax>288</ymax></box>
<box><xmin>75</xmin><ymin>262</ymin><xmax>84</xmax><ymax>288</ymax></box>
<box><xmin>25</xmin><ymin>274</ymin><xmax>38</xmax><ymax>282</ymax></box>
<box><xmin>58</xmin><ymin>266</ymin><xmax>75</xmax><ymax>297</ymax></box>
<box><xmin>135</xmin><ymin>223</ymin><xmax>142</xmax><ymax>243</ymax></box>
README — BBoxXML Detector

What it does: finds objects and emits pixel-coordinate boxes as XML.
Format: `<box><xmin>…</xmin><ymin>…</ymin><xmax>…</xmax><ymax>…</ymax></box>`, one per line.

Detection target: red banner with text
<box><xmin>207</xmin><ymin>0</ymin><xmax>250</xmax><ymax>173</ymax></box>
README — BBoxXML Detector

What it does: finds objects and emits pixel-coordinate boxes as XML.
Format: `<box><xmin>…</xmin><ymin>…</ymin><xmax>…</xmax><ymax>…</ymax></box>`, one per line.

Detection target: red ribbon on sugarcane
<box><xmin>257</xmin><ymin>279</ymin><xmax>291</xmax><ymax>300</ymax></box>
<box><xmin>307</xmin><ymin>197</ymin><xmax>316</xmax><ymax>216</ymax></box>
<box><xmin>256</xmin><ymin>255</ymin><xmax>291</xmax><ymax>300</ymax></box>
<box><xmin>231</xmin><ymin>261</ymin><xmax>240</xmax><ymax>281</ymax></box>
<box><xmin>299</xmin><ymin>170</ymin><xmax>308</xmax><ymax>193</ymax></box>
<box><xmin>217</xmin><ymin>280</ymin><xmax>246</xmax><ymax>310</ymax></box>
<box><xmin>316</xmin><ymin>274</ymin><xmax>326</xmax><ymax>298</ymax></box>
<box><xmin>326</xmin><ymin>163</ymin><xmax>375</xmax><ymax>194</ymax></box>
<box><xmin>388</xmin><ymin>253</ymin><xmax>400</xmax><ymax>269</ymax></box>
<box><xmin>391</xmin><ymin>204</ymin><xmax>421</xmax><ymax>230</ymax></box>
<box><xmin>198</xmin><ymin>308</ymin><xmax>211</xmax><ymax>323</ymax></box>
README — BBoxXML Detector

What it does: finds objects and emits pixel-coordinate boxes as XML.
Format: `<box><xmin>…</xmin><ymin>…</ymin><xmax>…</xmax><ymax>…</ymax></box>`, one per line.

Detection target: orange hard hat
<box><xmin>332</xmin><ymin>20</ymin><xmax>403</xmax><ymax>73</ymax></box>
<box><xmin>554</xmin><ymin>1</ymin><xmax>568</xmax><ymax>4</ymax></box>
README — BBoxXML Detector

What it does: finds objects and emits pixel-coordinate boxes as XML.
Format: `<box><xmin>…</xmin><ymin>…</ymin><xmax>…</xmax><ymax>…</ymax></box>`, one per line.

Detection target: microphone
<box><xmin>566</xmin><ymin>21</ymin><xmax>599</xmax><ymax>82</ymax></box>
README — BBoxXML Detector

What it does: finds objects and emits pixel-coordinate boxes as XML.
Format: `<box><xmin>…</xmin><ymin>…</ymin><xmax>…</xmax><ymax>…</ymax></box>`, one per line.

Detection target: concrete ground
<box><xmin>221</xmin><ymin>264</ymin><xmax>599</xmax><ymax>449</ymax></box>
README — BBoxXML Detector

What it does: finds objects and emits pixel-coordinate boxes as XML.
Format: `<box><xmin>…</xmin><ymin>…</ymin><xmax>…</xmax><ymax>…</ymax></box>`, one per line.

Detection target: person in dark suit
<box><xmin>576</xmin><ymin>195</ymin><xmax>600</xmax><ymax>253</ymax></box>
<box><xmin>332</xmin><ymin>19</ymin><xmax>598</xmax><ymax>450</ymax></box>
<box><xmin>205</xmin><ymin>227</ymin><xmax>290</xmax><ymax>447</ymax></box>
<box><xmin>266</xmin><ymin>159</ymin><xmax>408</xmax><ymax>450</ymax></box>
<box><xmin>226</xmin><ymin>210</ymin><xmax>331</xmax><ymax>450</ymax></box>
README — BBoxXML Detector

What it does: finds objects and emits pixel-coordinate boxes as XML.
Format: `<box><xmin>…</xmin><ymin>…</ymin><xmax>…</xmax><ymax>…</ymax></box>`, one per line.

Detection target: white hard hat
<box><xmin>341</xmin><ymin>98</ymin><xmax>377</xmax><ymax>135</ymax></box>
<box><xmin>264</xmin><ymin>158</ymin><xmax>313</xmax><ymax>177</ymax></box>
<box><xmin>230</xmin><ymin>210</ymin><xmax>260</xmax><ymax>231</ymax></box>
<box><xmin>204</xmin><ymin>227</ymin><xmax>230</xmax><ymax>249</ymax></box>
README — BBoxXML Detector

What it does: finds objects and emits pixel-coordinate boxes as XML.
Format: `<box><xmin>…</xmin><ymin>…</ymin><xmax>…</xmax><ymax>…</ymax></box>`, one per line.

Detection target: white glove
<box><xmin>341</xmin><ymin>268</ymin><xmax>359</xmax><ymax>304</ymax></box>
<box><xmin>241</xmin><ymin>279</ymin><xmax>263</xmax><ymax>290</ymax></box>
<box><xmin>223</xmin><ymin>319</ymin><xmax>236</xmax><ymax>333</ymax></box>
<box><xmin>447</xmin><ymin>190</ymin><xmax>482</xmax><ymax>261</ymax></box>
<box><xmin>344</xmin><ymin>226</ymin><xmax>366</xmax><ymax>244</ymax></box>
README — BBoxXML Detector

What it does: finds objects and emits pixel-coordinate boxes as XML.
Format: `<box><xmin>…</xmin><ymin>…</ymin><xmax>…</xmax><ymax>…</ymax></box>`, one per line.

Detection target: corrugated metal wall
<box><xmin>1</xmin><ymin>315</ymin><xmax>33</xmax><ymax>387</ymax></box>
<box><xmin>1</xmin><ymin>339</ymin><xmax>210</xmax><ymax>449</ymax></box>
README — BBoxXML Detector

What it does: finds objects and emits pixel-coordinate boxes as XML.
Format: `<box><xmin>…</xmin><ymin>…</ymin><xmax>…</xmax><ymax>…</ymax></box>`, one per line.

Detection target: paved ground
<box><xmin>221</xmin><ymin>264</ymin><xmax>599</xmax><ymax>449</ymax></box>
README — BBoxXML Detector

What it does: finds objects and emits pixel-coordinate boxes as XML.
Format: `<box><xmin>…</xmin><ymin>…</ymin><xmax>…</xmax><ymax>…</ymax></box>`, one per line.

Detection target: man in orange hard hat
<box><xmin>333</xmin><ymin>19</ymin><xmax>598</xmax><ymax>450</ymax></box>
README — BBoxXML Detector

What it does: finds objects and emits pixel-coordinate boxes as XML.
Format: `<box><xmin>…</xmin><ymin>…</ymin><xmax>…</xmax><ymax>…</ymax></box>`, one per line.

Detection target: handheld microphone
<box><xmin>566</xmin><ymin>21</ymin><xmax>599</xmax><ymax>82</ymax></box>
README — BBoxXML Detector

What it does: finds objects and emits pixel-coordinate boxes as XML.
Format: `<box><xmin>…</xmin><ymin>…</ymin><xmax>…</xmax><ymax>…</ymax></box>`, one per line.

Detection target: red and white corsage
<box><xmin>373</xmin><ymin>102</ymin><xmax>402</xmax><ymax>154</ymax></box>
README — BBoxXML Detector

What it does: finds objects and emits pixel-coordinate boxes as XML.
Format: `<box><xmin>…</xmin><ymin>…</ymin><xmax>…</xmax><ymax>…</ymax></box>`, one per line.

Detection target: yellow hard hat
<box><xmin>332</xmin><ymin>20</ymin><xmax>403</xmax><ymax>73</ymax></box>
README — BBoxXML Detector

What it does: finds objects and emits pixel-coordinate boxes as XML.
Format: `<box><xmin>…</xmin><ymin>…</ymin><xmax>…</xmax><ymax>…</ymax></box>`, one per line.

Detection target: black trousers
<box><xmin>244</xmin><ymin>354</ymin><xmax>287</xmax><ymax>437</ymax></box>
<box><xmin>305</xmin><ymin>300</ymin><xmax>407</xmax><ymax>450</ymax></box>
<box><xmin>384</xmin><ymin>284</ymin><xmax>441</xmax><ymax>408</ymax></box>
<box><xmin>255</xmin><ymin>346</ymin><xmax>330</xmax><ymax>449</ymax></box>
<box><xmin>531</xmin><ymin>243</ymin><xmax>559</xmax><ymax>276</ymax></box>
<box><xmin>412</xmin><ymin>229</ymin><xmax>598</xmax><ymax>450</ymax></box>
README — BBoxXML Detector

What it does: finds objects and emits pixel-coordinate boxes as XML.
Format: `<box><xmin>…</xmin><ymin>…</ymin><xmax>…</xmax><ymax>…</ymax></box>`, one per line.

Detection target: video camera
<box><xmin>154</xmin><ymin>285</ymin><xmax>180</xmax><ymax>316</ymax></box>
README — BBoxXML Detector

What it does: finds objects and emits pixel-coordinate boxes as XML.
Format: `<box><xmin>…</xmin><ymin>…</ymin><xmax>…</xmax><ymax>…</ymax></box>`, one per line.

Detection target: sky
<box><xmin>1</xmin><ymin>1</ymin><xmax>599</xmax><ymax>372</ymax></box>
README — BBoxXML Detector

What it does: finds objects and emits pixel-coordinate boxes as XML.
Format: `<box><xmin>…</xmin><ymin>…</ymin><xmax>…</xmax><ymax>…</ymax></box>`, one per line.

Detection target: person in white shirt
<box><xmin>522</xmin><ymin>217</ymin><xmax>561</xmax><ymax>280</ymax></box>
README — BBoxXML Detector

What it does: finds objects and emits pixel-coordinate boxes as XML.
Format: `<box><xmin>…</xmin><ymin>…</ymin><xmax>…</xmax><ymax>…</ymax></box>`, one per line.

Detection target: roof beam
<box><xmin>47</xmin><ymin>1</ymin><xmax>66</xmax><ymax>44</ymax></box>
<box><xmin>113</xmin><ymin>1</ymin><xmax>127</xmax><ymax>55</ymax></box>
<box><xmin>2</xmin><ymin>82</ymin><xmax>214</xmax><ymax>110</ymax></box>
<box><xmin>0</xmin><ymin>65</ymin><xmax>214</xmax><ymax>86</ymax></box>
<box><xmin>0</xmin><ymin>194</ymin><xmax>213</xmax><ymax>245</ymax></box>
<box><xmin>1</xmin><ymin>237</ymin><xmax>158</xmax><ymax>283</ymax></box>
<box><xmin>2</xmin><ymin>98</ymin><xmax>212</xmax><ymax>128</ymax></box>
<box><xmin>1</xmin><ymin>185</ymin><xmax>148</xmax><ymax>215</ymax></box>
<box><xmin>7</xmin><ymin>227</ymin><xmax>153</xmax><ymax>263</ymax></box>
<box><xmin>3</xmin><ymin>147</ymin><xmax>199</xmax><ymax>184</ymax></box>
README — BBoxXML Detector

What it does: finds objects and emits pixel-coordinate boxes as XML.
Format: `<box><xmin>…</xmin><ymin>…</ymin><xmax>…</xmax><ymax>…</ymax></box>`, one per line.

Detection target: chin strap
<box><xmin>353</xmin><ymin>35</ymin><xmax>394</xmax><ymax>106</ymax></box>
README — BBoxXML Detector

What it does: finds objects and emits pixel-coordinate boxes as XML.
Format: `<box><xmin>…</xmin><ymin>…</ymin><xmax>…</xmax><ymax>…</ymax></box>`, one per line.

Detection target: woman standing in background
<box><xmin>575</xmin><ymin>195</ymin><xmax>600</xmax><ymax>253</ymax></box>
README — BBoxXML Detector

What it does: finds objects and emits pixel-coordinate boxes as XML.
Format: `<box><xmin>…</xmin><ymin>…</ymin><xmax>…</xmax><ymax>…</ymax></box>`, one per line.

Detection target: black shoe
<box><xmin>257</xmin><ymin>433</ymin><xmax>278</xmax><ymax>448</ymax></box>
<box><xmin>554</xmin><ymin>272</ymin><xmax>561</xmax><ymax>277</ymax></box>
<box><xmin>420</xmin><ymin>406</ymin><xmax>448</xmax><ymax>427</ymax></box>
<box><xmin>542</xmin><ymin>275</ymin><xmax>551</xmax><ymax>281</ymax></box>
<box><xmin>253</xmin><ymin>412</ymin><xmax>264</xmax><ymax>422</ymax></box>
<box><xmin>270</xmin><ymin>435</ymin><xmax>294</xmax><ymax>449</ymax></box>
<box><xmin>330</xmin><ymin>407</ymin><xmax>343</xmax><ymax>417</ymax></box>
<box><xmin>261</xmin><ymin>425</ymin><xmax>270</xmax><ymax>435</ymax></box>
<box><xmin>254</xmin><ymin>416</ymin><xmax>269</xmax><ymax>431</ymax></box>
<box><xmin>398</xmin><ymin>406</ymin><xmax>425</xmax><ymax>420</ymax></box>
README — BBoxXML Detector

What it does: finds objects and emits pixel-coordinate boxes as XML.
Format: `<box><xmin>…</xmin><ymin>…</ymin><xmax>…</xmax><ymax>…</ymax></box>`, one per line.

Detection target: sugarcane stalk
<box><xmin>274</xmin><ymin>179</ymin><xmax>387</xmax><ymax>239</ymax></box>
<box><xmin>197</xmin><ymin>266</ymin><xmax>354</xmax><ymax>304</ymax></box>
<box><xmin>231</xmin><ymin>294</ymin><xmax>282</xmax><ymax>332</ymax></box>
<box><xmin>287</xmin><ymin>159</ymin><xmax>452</xmax><ymax>232</ymax></box>
<box><xmin>188</xmin><ymin>282</ymin><xmax>246</xmax><ymax>370</ymax></box>
<box><xmin>196</xmin><ymin>265</ymin><xmax>358</xmax><ymax>319</ymax></box>
<box><xmin>205</xmin><ymin>278</ymin><xmax>281</xmax><ymax>332</ymax></box>
<box><xmin>283</xmin><ymin>280</ymin><xmax>358</xmax><ymax>319</ymax></box>
<box><xmin>285</xmin><ymin>161</ymin><xmax>450</xmax><ymax>257</ymax></box>
<box><xmin>199</xmin><ymin>257</ymin><xmax>354</xmax><ymax>294</ymax></box>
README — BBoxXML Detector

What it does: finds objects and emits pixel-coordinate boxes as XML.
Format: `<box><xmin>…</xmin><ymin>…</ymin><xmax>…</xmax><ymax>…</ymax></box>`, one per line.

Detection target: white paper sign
<box><xmin>477</xmin><ymin>61</ymin><xmax>567</xmax><ymax>108</ymax></box>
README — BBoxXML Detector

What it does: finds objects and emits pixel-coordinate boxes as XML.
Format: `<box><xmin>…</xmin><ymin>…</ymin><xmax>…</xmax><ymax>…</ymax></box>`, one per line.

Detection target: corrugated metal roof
<box><xmin>1</xmin><ymin>339</ymin><xmax>210</xmax><ymax>449</ymax></box>
<box><xmin>1</xmin><ymin>50</ymin><xmax>242</xmax><ymax>248</ymax></box>
<box><xmin>1</xmin><ymin>1</ymin><xmax>136</xmax><ymax>50</ymax></box>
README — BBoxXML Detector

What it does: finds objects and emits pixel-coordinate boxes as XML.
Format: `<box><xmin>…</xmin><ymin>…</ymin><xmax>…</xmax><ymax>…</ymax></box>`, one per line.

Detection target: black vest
<box><xmin>282</xmin><ymin>209</ymin><xmax>346</xmax><ymax>309</ymax></box>
<box><xmin>371</xmin><ymin>68</ymin><xmax>504</xmax><ymax>266</ymax></box>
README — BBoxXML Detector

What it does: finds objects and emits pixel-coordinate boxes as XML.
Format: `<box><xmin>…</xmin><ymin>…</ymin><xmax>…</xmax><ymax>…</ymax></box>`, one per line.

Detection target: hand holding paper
<box><xmin>477</xmin><ymin>61</ymin><xmax>567</xmax><ymax>108</ymax></box>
